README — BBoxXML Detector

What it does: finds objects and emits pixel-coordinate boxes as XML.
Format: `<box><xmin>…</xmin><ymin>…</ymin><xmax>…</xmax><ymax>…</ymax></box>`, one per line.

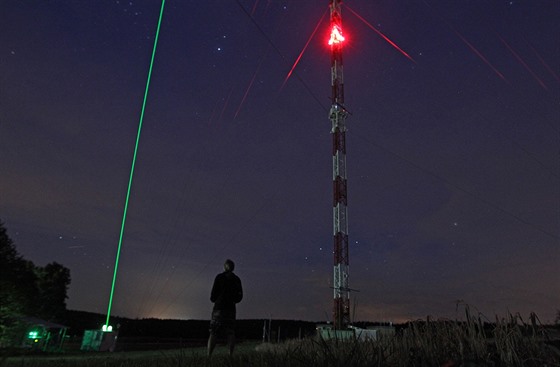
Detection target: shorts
<box><xmin>209</xmin><ymin>309</ymin><xmax>236</xmax><ymax>337</ymax></box>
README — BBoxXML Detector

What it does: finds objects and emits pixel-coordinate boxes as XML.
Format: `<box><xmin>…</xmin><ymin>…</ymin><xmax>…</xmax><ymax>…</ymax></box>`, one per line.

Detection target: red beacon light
<box><xmin>328</xmin><ymin>24</ymin><xmax>345</xmax><ymax>45</ymax></box>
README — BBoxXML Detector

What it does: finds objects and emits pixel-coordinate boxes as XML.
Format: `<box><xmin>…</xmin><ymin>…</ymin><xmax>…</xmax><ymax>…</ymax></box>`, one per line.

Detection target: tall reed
<box><xmin>3</xmin><ymin>309</ymin><xmax>559</xmax><ymax>367</ymax></box>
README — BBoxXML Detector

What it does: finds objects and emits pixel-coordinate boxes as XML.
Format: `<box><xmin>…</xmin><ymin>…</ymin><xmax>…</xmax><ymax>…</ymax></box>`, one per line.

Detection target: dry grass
<box><xmin>3</xmin><ymin>308</ymin><xmax>560</xmax><ymax>367</ymax></box>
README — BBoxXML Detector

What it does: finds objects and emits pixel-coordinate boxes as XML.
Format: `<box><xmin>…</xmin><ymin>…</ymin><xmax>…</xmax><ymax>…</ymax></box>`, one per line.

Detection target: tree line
<box><xmin>0</xmin><ymin>220</ymin><xmax>71</xmax><ymax>346</ymax></box>
<box><xmin>64</xmin><ymin>309</ymin><xmax>318</xmax><ymax>344</ymax></box>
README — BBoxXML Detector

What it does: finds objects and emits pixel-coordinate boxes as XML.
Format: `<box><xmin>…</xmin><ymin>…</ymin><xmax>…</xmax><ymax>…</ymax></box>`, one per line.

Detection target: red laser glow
<box><xmin>345</xmin><ymin>5</ymin><xmax>415</xmax><ymax>63</ymax></box>
<box><xmin>282</xmin><ymin>9</ymin><xmax>327</xmax><ymax>88</ymax></box>
<box><xmin>234</xmin><ymin>55</ymin><xmax>266</xmax><ymax>119</ymax></box>
<box><xmin>526</xmin><ymin>39</ymin><xmax>560</xmax><ymax>83</ymax></box>
<box><xmin>329</xmin><ymin>24</ymin><xmax>345</xmax><ymax>45</ymax></box>
<box><xmin>497</xmin><ymin>33</ymin><xmax>547</xmax><ymax>90</ymax></box>
<box><xmin>251</xmin><ymin>0</ymin><xmax>259</xmax><ymax>16</ymax></box>
<box><xmin>451</xmin><ymin>25</ymin><xmax>507</xmax><ymax>82</ymax></box>
<box><xmin>234</xmin><ymin>71</ymin><xmax>258</xmax><ymax>120</ymax></box>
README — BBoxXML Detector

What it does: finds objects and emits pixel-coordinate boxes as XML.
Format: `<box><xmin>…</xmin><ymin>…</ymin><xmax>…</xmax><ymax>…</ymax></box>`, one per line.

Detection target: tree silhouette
<box><xmin>0</xmin><ymin>221</ymin><xmax>37</xmax><ymax>320</ymax></box>
<box><xmin>36</xmin><ymin>262</ymin><xmax>71</xmax><ymax>320</ymax></box>
<box><xmin>0</xmin><ymin>220</ymin><xmax>71</xmax><ymax>346</ymax></box>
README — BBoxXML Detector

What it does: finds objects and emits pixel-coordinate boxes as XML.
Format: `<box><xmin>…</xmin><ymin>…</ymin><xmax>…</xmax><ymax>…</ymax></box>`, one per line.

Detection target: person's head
<box><xmin>224</xmin><ymin>259</ymin><xmax>235</xmax><ymax>272</ymax></box>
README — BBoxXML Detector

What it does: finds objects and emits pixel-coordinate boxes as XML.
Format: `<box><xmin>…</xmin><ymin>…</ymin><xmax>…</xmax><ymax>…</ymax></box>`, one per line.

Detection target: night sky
<box><xmin>1</xmin><ymin>1</ymin><xmax>559</xmax><ymax>324</ymax></box>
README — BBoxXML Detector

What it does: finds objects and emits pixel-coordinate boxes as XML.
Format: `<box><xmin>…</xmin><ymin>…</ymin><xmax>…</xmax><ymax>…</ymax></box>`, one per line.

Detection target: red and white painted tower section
<box><xmin>329</xmin><ymin>0</ymin><xmax>350</xmax><ymax>329</ymax></box>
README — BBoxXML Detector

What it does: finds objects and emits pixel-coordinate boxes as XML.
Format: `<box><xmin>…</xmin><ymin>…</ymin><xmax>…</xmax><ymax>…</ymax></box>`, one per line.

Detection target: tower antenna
<box><xmin>329</xmin><ymin>0</ymin><xmax>350</xmax><ymax>330</ymax></box>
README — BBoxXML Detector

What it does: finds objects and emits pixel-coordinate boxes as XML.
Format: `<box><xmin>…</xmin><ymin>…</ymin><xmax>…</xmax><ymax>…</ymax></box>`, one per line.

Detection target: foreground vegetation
<box><xmin>3</xmin><ymin>309</ymin><xmax>559</xmax><ymax>367</ymax></box>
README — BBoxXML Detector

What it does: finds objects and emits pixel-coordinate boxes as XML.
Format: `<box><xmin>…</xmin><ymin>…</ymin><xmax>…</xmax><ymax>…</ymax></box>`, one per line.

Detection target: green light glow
<box><xmin>102</xmin><ymin>324</ymin><xmax>113</xmax><ymax>332</ymax></box>
<box><xmin>105</xmin><ymin>0</ymin><xmax>166</xmax><ymax>328</ymax></box>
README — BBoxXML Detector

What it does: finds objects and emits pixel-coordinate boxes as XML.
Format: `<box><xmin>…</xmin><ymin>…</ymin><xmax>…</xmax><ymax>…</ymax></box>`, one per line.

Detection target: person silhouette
<box><xmin>207</xmin><ymin>259</ymin><xmax>243</xmax><ymax>357</ymax></box>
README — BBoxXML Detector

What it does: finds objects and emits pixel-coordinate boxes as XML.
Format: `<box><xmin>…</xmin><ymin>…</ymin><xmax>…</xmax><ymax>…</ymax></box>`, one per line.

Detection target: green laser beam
<box><xmin>105</xmin><ymin>0</ymin><xmax>166</xmax><ymax>329</ymax></box>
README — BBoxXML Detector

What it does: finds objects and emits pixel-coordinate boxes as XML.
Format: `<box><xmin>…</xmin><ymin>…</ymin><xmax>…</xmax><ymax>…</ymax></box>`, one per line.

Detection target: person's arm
<box><xmin>235</xmin><ymin>277</ymin><xmax>243</xmax><ymax>303</ymax></box>
<box><xmin>210</xmin><ymin>275</ymin><xmax>220</xmax><ymax>302</ymax></box>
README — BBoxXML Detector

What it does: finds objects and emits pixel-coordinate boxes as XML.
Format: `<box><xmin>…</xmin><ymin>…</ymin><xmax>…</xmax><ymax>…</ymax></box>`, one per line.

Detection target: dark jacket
<box><xmin>210</xmin><ymin>271</ymin><xmax>243</xmax><ymax>312</ymax></box>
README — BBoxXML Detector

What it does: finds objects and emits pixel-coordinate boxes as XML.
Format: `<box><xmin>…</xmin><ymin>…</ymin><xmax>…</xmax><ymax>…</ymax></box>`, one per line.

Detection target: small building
<box><xmin>20</xmin><ymin>317</ymin><xmax>68</xmax><ymax>352</ymax></box>
<box><xmin>316</xmin><ymin>323</ymin><xmax>396</xmax><ymax>341</ymax></box>
<box><xmin>80</xmin><ymin>328</ymin><xmax>118</xmax><ymax>352</ymax></box>
<box><xmin>352</xmin><ymin>324</ymin><xmax>396</xmax><ymax>341</ymax></box>
<box><xmin>316</xmin><ymin>324</ymin><xmax>354</xmax><ymax>340</ymax></box>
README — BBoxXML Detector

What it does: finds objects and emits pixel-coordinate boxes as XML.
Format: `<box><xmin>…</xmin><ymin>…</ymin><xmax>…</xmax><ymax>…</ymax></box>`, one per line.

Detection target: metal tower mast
<box><xmin>329</xmin><ymin>0</ymin><xmax>350</xmax><ymax>329</ymax></box>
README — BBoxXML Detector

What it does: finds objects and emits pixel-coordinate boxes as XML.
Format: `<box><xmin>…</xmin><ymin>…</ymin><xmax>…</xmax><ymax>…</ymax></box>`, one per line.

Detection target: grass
<box><xmin>2</xmin><ymin>310</ymin><xmax>560</xmax><ymax>367</ymax></box>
